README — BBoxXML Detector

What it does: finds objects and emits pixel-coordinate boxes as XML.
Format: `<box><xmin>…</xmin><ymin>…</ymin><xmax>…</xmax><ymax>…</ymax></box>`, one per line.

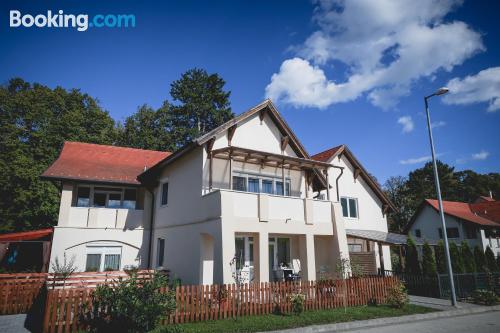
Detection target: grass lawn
<box><xmin>168</xmin><ymin>304</ymin><xmax>437</xmax><ymax>333</ymax></box>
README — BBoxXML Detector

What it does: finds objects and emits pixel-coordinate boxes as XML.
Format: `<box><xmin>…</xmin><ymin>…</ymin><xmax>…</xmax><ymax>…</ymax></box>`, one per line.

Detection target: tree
<box><xmin>117</xmin><ymin>103</ymin><xmax>177</xmax><ymax>152</ymax></box>
<box><xmin>383</xmin><ymin>176</ymin><xmax>412</xmax><ymax>233</ymax></box>
<box><xmin>406</xmin><ymin>237</ymin><xmax>420</xmax><ymax>274</ymax></box>
<box><xmin>0</xmin><ymin>78</ymin><xmax>117</xmax><ymax>232</ymax></box>
<box><xmin>422</xmin><ymin>241</ymin><xmax>437</xmax><ymax>276</ymax></box>
<box><xmin>485</xmin><ymin>247</ymin><xmax>498</xmax><ymax>272</ymax></box>
<box><xmin>435</xmin><ymin>241</ymin><xmax>446</xmax><ymax>274</ymax></box>
<box><xmin>169</xmin><ymin>68</ymin><xmax>233</xmax><ymax>147</ymax></box>
<box><xmin>460</xmin><ymin>241</ymin><xmax>476</xmax><ymax>273</ymax></box>
<box><xmin>474</xmin><ymin>246</ymin><xmax>487</xmax><ymax>272</ymax></box>
<box><xmin>449</xmin><ymin>242</ymin><xmax>464</xmax><ymax>273</ymax></box>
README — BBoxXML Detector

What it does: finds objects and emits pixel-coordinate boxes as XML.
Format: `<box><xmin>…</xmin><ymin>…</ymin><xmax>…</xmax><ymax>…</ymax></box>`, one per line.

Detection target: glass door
<box><xmin>268</xmin><ymin>242</ymin><xmax>275</xmax><ymax>281</ymax></box>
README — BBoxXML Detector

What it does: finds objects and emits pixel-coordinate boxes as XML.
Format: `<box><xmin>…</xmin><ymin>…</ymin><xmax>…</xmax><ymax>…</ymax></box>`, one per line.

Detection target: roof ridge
<box><xmin>64</xmin><ymin>141</ymin><xmax>171</xmax><ymax>154</ymax></box>
<box><xmin>311</xmin><ymin>144</ymin><xmax>345</xmax><ymax>159</ymax></box>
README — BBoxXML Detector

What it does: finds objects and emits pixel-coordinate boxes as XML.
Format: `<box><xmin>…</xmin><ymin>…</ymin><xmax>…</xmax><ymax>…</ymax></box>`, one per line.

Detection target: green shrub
<box><xmin>289</xmin><ymin>293</ymin><xmax>305</xmax><ymax>316</ymax></box>
<box><xmin>406</xmin><ymin>237</ymin><xmax>420</xmax><ymax>274</ymax></box>
<box><xmin>449</xmin><ymin>242</ymin><xmax>464</xmax><ymax>273</ymax></box>
<box><xmin>471</xmin><ymin>289</ymin><xmax>498</xmax><ymax>306</ymax></box>
<box><xmin>79</xmin><ymin>272</ymin><xmax>176</xmax><ymax>332</ymax></box>
<box><xmin>474</xmin><ymin>246</ymin><xmax>487</xmax><ymax>272</ymax></box>
<box><xmin>460</xmin><ymin>241</ymin><xmax>476</xmax><ymax>273</ymax></box>
<box><xmin>149</xmin><ymin>325</ymin><xmax>183</xmax><ymax>333</ymax></box>
<box><xmin>386</xmin><ymin>281</ymin><xmax>409</xmax><ymax>309</ymax></box>
<box><xmin>485</xmin><ymin>247</ymin><xmax>498</xmax><ymax>272</ymax></box>
<box><xmin>435</xmin><ymin>241</ymin><xmax>446</xmax><ymax>274</ymax></box>
<box><xmin>422</xmin><ymin>241</ymin><xmax>436</xmax><ymax>276</ymax></box>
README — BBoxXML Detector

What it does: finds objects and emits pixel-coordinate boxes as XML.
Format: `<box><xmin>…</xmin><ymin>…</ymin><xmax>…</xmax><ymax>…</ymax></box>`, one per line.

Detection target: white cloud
<box><xmin>397</xmin><ymin>116</ymin><xmax>414</xmax><ymax>133</ymax></box>
<box><xmin>431</xmin><ymin>121</ymin><xmax>446</xmax><ymax>129</ymax></box>
<box><xmin>472</xmin><ymin>150</ymin><xmax>489</xmax><ymax>160</ymax></box>
<box><xmin>399</xmin><ymin>155</ymin><xmax>432</xmax><ymax>165</ymax></box>
<box><xmin>266</xmin><ymin>0</ymin><xmax>484</xmax><ymax>109</ymax></box>
<box><xmin>443</xmin><ymin>67</ymin><xmax>500</xmax><ymax>112</ymax></box>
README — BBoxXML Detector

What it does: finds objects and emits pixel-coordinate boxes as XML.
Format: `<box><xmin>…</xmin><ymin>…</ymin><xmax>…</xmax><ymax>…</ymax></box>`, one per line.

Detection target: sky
<box><xmin>1</xmin><ymin>0</ymin><xmax>499</xmax><ymax>184</ymax></box>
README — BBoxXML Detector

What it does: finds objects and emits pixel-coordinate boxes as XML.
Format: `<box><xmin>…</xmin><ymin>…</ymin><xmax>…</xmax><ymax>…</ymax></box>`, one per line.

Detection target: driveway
<box><xmin>340</xmin><ymin>310</ymin><xmax>500</xmax><ymax>333</ymax></box>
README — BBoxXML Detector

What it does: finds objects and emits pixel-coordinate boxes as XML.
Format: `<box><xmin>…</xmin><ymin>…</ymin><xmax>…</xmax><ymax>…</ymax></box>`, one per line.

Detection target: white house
<box><xmin>407</xmin><ymin>198</ymin><xmax>500</xmax><ymax>257</ymax></box>
<box><xmin>43</xmin><ymin>100</ymin><xmax>398</xmax><ymax>284</ymax></box>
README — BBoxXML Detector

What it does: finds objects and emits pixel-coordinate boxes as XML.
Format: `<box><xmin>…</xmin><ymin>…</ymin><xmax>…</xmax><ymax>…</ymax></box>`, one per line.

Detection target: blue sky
<box><xmin>1</xmin><ymin>0</ymin><xmax>499</xmax><ymax>183</ymax></box>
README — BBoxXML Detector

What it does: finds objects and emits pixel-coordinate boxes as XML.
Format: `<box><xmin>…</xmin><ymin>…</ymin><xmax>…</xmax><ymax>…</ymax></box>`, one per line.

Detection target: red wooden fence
<box><xmin>42</xmin><ymin>276</ymin><xmax>399</xmax><ymax>333</ymax></box>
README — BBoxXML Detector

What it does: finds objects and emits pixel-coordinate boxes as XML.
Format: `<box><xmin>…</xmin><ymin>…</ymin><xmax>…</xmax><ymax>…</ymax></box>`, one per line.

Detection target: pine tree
<box><xmin>422</xmin><ymin>241</ymin><xmax>437</xmax><ymax>276</ymax></box>
<box><xmin>460</xmin><ymin>241</ymin><xmax>476</xmax><ymax>273</ymax></box>
<box><xmin>449</xmin><ymin>242</ymin><xmax>464</xmax><ymax>273</ymax></box>
<box><xmin>406</xmin><ymin>237</ymin><xmax>421</xmax><ymax>274</ymax></box>
<box><xmin>435</xmin><ymin>241</ymin><xmax>446</xmax><ymax>274</ymax></box>
<box><xmin>474</xmin><ymin>246</ymin><xmax>487</xmax><ymax>272</ymax></box>
<box><xmin>485</xmin><ymin>247</ymin><xmax>498</xmax><ymax>272</ymax></box>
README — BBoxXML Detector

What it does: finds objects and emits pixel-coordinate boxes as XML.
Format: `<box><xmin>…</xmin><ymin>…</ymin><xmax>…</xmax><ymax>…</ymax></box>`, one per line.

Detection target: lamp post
<box><xmin>424</xmin><ymin>87</ymin><xmax>457</xmax><ymax>307</ymax></box>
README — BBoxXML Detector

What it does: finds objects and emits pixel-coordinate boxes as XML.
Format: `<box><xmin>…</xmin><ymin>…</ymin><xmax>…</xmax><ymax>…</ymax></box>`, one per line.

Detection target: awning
<box><xmin>0</xmin><ymin>228</ymin><xmax>53</xmax><ymax>242</ymax></box>
<box><xmin>346</xmin><ymin>229</ymin><xmax>437</xmax><ymax>246</ymax></box>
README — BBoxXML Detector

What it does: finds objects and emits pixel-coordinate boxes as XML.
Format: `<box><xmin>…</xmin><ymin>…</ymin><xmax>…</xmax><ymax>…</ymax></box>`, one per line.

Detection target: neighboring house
<box><xmin>43</xmin><ymin>100</ymin><xmax>398</xmax><ymax>284</ymax></box>
<box><xmin>407</xmin><ymin>198</ymin><xmax>500</xmax><ymax>257</ymax></box>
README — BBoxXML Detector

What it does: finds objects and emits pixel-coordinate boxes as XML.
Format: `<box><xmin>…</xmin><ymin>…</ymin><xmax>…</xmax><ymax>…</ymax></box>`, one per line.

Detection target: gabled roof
<box><xmin>139</xmin><ymin>100</ymin><xmax>328</xmax><ymax>188</ymax></box>
<box><xmin>0</xmin><ymin>228</ymin><xmax>53</xmax><ymax>242</ymax></box>
<box><xmin>470</xmin><ymin>200</ymin><xmax>500</xmax><ymax>223</ymax></box>
<box><xmin>42</xmin><ymin>142</ymin><xmax>171</xmax><ymax>185</ymax></box>
<box><xmin>406</xmin><ymin>199</ymin><xmax>500</xmax><ymax>232</ymax></box>
<box><xmin>312</xmin><ymin>145</ymin><xmax>396</xmax><ymax>211</ymax></box>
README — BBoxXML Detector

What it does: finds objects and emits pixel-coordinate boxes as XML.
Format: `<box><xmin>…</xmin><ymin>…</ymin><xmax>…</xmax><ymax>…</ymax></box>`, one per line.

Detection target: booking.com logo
<box><xmin>9</xmin><ymin>10</ymin><xmax>136</xmax><ymax>32</ymax></box>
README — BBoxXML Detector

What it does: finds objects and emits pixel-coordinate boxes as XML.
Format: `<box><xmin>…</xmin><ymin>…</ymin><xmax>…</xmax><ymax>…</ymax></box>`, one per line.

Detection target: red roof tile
<box><xmin>311</xmin><ymin>145</ymin><xmax>344</xmax><ymax>162</ymax></box>
<box><xmin>42</xmin><ymin>142</ymin><xmax>171</xmax><ymax>185</ymax></box>
<box><xmin>470</xmin><ymin>201</ymin><xmax>500</xmax><ymax>223</ymax></box>
<box><xmin>425</xmin><ymin>199</ymin><xmax>499</xmax><ymax>227</ymax></box>
<box><xmin>0</xmin><ymin>228</ymin><xmax>53</xmax><ymax>241</ymax></box>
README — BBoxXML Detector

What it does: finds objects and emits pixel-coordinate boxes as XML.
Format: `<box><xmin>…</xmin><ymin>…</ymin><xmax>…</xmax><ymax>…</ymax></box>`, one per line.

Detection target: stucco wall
<box><xmin>49</xmin><ymin>226</ymin><xmax>148</xmax><ymax>272</ymax></box>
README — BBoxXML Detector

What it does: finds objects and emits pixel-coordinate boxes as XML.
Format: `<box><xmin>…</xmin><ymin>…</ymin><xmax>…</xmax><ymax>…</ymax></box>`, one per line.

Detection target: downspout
<box><xmin>332</xmin><ymin>165</ymin><xmax>344</xmax><ymax>202</ymax></box>
<box><xmin>146</xmin><ymin>187</ymin><xmax>155</xmax><ymax>269</ymax></box>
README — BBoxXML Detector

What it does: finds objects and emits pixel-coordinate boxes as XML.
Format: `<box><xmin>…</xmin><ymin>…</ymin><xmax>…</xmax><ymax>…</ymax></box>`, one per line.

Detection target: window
<box><xmin>438</xmin><ymin>227</ymin><xmax>459</xmax><ymax>239</ymax></box>
<box><xmin>341</xmin><ymin>197</ymin><xmax>358</xmax><ymax>218</ymax></box>
<box><xmin>465</xmin><ymin>225</ymin><xmax>477</xmax><ymax>239</ymax></box>
<box><xmin>85</xmin><ymin>246</ymin><xmax>121</xmax><ymax>272</ymax></box>
<box><xmin>76</xmin><ymin>187</ymin><xmax>90</xmax><ymax>207</ymax></box>
<box><xmin>348</xmin><ymin>244</ymin><xmax>362</xmax><ymax>252</ymax></box>
<box><xmin>415</xmin><ymin>229</ymin><xmax>421</xmax><ymax>238</ymax></box>
<box><xmin>157</xmin><ymin>238</ymin><xmax>165</xmax><ymax>267</ymax></box>
<box><xmin>233</xmin><ymin>176</ymin><xmax>247</xmax><ymax>191</ymax></box>
<box><xmin>235</xmin><ymin>237</ymin><xmax>246</xmax><ymax>270</ymax></box>
<box><xmin>262</xmin><ymin>179</ymin><xmax>273</xmax><ymax>194</ymax></box>
<box><xmin>123</xmin><ymin>189</ymin><xmax>137</xmax><ymax>209</ymax></box>
<box><xmin>248</xmin><ymin>178</ymin><xmax>260</xmax><ymax>193</ymax></box>
<box><xmin>161</xmin><ymin>182</ymin><xmax>169</xmax><ymax>206</ymax></box>
<box><xmin>232</xmin><ymin>172</ymin><xmax>293</xmax><ymax>197</ymax></box>
<box><xmin>277</xmin><ymin>238</ymin><xmax>290</xmax><ymax>266</ymax></box>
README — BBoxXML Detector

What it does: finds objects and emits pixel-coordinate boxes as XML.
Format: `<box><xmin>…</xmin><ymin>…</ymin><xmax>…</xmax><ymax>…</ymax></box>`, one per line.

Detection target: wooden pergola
<box><xmin>206</xmin><ymin>146</ymin><xmax>334</xmax><ymax>199</ymax></box>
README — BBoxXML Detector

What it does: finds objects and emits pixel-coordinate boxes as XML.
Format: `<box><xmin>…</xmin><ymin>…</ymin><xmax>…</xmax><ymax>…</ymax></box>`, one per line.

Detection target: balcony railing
<box><xmin>203</xmin><ymin>189</ymin><xmax>333</xmax><ymax>224</ymax></box>
<box><xmin>67</xmin><ymin>207</ymin><xmax>145</xmax><ymax>229</ymax></box>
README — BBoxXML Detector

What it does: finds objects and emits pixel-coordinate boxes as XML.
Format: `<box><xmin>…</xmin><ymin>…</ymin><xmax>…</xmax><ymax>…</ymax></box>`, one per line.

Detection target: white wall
<box><xmin>49</xmin><ymin>226</ymin><xmax>148</xmax><ymax>272</ymax></box>
<box><xmin>322</xmin><ymin>154</ymin><xmax>392</xmax><ymax>271</ymax></box>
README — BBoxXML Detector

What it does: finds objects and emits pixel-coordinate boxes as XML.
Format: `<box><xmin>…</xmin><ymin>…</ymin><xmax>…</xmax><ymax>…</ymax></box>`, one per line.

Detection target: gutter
<box><xmin>146</xmin><ymin>187</ymin><xmax>156</xmax><ymax>269</ymax></box>
<box><xmin>332</xmin><ymin>165</ymin><xmax>344</xmax><ymax>202</ymax></box>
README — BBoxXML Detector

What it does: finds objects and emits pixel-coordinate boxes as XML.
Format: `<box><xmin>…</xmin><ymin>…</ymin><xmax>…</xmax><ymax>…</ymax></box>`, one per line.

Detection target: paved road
<box><xmin>339</xmin><ymin>311</ymin><xmax>500</xmax><ymax>333</ymax></box>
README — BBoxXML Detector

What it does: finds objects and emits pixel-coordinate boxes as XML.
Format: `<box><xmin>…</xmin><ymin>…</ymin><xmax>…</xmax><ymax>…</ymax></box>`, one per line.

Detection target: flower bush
<box><xmin>386</xmin><ymin>281</ymin><xmax>409</xmax><ymax>309</ymax></box>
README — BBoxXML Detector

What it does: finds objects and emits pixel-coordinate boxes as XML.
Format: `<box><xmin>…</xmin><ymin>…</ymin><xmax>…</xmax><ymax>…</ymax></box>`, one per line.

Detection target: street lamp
<box><xmin>424</xmin><ymin>87</ymin><xmax>457</xmax><ymax>307</ymax></box>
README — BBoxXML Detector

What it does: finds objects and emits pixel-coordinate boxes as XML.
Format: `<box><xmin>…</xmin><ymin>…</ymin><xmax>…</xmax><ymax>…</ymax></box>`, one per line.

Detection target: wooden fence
<box><xmin>42</xmin><ymin>276</ymin><xmax>399</xmax><ymax>333</ymax></box>
<box><xmin>0</xmin><ymin>273</ymin><xmax>47</xmax><ymax>315</ymax></box>
<box><xmin>0</xmin><ymin>270</ymin><xmax>155</xmax><ymax>316</ymax></box>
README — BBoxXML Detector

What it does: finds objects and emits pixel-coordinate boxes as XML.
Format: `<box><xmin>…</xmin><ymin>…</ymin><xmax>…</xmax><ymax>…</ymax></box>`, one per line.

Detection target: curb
<box><xmin>262</xmin><ymin>305</ymin><xmax>500</xmax><ymax>333</ymax></box>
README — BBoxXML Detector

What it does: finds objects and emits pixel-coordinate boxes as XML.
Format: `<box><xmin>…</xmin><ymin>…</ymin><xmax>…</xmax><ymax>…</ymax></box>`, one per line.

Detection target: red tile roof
<box><xmin>311</xmin><ymin>145</ymin><xmax>344</xmax><ymax>162</ymax></box>
<box><xmin>470</xmin><ymin>201</ymin><xmax>500</xmax><ymax>223</ymax></box>
<box><xmin>0</xmin><ymin>228</ymin><xmax>53</xmax><ymax>241</ymax></box>
<box><xmin>42</xmin><ymin>142</ymin><xmax>171</xmax><ymax>185</ymax></box>
<box><xmin>425</xmin><ymin>199</ymin><xmax>499</xmax><ymax>227</ymax></box>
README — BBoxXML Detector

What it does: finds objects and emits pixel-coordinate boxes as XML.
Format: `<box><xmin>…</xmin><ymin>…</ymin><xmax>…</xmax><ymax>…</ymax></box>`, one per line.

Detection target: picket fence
<box><xmin>42</xmin><ymin>276</ymin><xmax>399</xmax><ymax>333</ymax></box>
<box><xmin>0</xmin><ymin>270</ymin><xmax>155</xmax><ymax>315</ymax></box>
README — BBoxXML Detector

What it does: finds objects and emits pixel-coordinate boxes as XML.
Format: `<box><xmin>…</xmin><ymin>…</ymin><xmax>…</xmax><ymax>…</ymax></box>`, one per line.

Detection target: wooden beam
<box><xmin>382</xmin><ymin>204</ymin><xmax>389</xmax><ymax>216</ymax></box>
<box><xmin>354</xmin><ymin>168</ymin><xmax>361</xmax><ymax>180</ymax></box>
<box><xmin>227</xmin><ymin>125</ymin><xmax>237</xmax><ymax>146</ymax></box>
<box><xmin>280</xmin><ymin>136</ymin><xmax>289</xmax><ymax>152</ymax></box>
<box><xmin>205</xmin><ymin>137</ymin><xmax>215</xmax><ymax>154</ymax></box>
<box><xmin>259</xmin><ymin>108</ymin><xmax>266</xmax><ymax>123</ymax></box>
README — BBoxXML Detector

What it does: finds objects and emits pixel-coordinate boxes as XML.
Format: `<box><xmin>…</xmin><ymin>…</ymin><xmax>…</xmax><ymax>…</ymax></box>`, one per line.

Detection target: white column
<box><xmin>258</xmin><ymin>231</ymin><xmax>269</xmax><ymax>282</ymax></box>
<box><xmin>305</xmin><ymin>233</ymin><xmax>316</xmax><ymax>281</ymax></box>
<box><xmin>58</xmin><ymin>182</ymin><xmax>74</xmax><ymax>226</ymax></box>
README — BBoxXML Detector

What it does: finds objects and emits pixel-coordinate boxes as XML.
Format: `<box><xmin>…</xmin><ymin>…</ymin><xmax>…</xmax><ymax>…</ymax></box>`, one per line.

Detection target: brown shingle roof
<box><xmin>311</xmin><ymin>145</ymin><xmax>344</xmax><ymax>162</ymax></box>
<box><xmin>42</xmin><ymin>142</ymin><xmax>171</xmax><ymax>185</ymax></box>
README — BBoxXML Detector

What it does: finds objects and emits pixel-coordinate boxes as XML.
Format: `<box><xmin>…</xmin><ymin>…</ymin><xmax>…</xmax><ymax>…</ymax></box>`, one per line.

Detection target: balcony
<box><xmin>202</xmin><ymin>189</ymin><xmax>334</xmax><ymax>225</ymax></box>
<box><xmin>67</xmin><ymin>207</ymin><xmax>145</xmax><ymax>229</ymax></box>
